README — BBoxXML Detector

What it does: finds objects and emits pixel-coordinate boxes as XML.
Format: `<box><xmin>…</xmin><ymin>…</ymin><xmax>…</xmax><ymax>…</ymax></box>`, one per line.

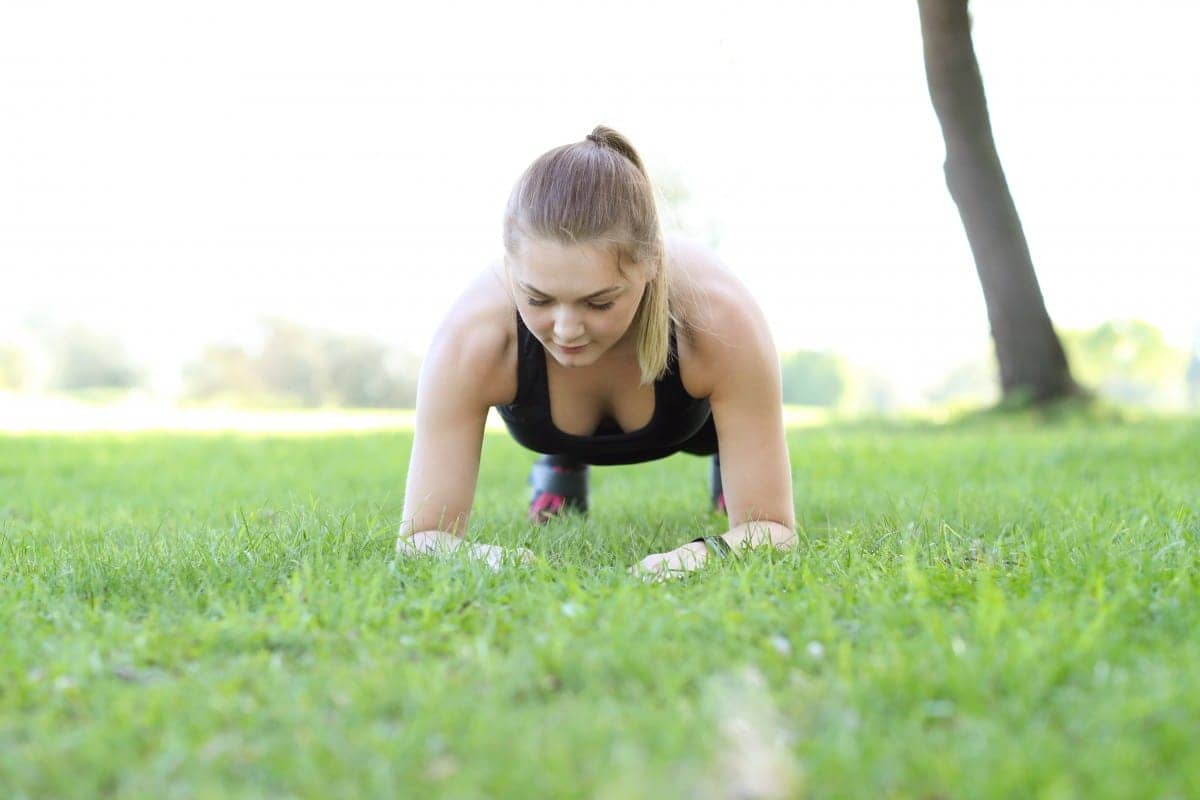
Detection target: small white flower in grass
<box><xmin>768</xmin><ymin>634</ymin><xmax>793</xmax><ymax>657</ymax></box>
<box><xmin>951</xmin><ymin>636</ymin><xmax>967</xmax><ymax>656</ymax></box>
<box><xmin>805</xmin><ymin>640</ymin><xmax>825</xmax><ymax>660</ymax></box>
<box><xmin>560</xmin><ymin>601</ymin><xmax>583</xmax><ymax>618</ymax></box>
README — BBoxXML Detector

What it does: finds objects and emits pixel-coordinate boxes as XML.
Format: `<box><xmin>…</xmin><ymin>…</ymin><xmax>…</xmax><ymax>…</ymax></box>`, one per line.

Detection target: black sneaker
<box><xmin>528</xmin><ymin>454</ymin><xmax>589</xmax><ymax>523</ymax></box>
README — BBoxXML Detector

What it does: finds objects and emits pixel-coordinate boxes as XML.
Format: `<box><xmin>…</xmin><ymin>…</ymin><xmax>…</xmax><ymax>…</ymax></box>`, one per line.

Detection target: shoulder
<box><xmin>665</xmin><ymin>233</ymin><xmax>778</xmax><ymax>399</ymax></box>
<box><xmin>422</xmin><ymin>260</ymin><xmax>518</xmax><ymax>408</ymax></box>
<box><xmin>665</xmin><ymin>232</ymin><xmax>763</xmax><ymax>337</ymax></box>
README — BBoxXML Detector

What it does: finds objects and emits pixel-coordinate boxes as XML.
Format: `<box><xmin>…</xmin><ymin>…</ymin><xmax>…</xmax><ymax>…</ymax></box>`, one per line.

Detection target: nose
<box><xmin>553</xmin><ymin>308</ymin><xmax>585</xmax><ymax>343</ymax></box>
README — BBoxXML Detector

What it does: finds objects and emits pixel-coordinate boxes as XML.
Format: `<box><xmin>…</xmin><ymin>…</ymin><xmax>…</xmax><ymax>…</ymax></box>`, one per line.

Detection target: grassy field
<box><xmin>2</xmin><ymin>412</ymin><xmax>1198</xmax><ymax>799</ymax></box>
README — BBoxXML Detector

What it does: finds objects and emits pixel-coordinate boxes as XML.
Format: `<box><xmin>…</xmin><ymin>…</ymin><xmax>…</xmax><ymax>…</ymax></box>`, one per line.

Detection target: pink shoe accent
<box><xmin>530</xmin><ymin>492</ymin><xmax>568</xmax><ymax>523</ymax></box>
<box><xmin>715</xmin><ymin>492</ymin><xmax>727</xmax><ymax>515</ymax></box>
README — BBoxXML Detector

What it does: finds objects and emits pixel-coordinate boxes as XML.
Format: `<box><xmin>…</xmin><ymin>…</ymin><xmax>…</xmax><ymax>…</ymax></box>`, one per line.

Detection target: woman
<box><xmin>396</xmin><ymin>126</ymin><xmax>796</xmax><ymax>580</ymax></box>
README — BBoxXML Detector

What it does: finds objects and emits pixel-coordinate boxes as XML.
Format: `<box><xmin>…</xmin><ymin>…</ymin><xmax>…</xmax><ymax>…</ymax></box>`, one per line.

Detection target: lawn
<box><xmin>2</xmin><ymin>413</ymin><xmax>1198</xmax><ymax>798</ymax></box>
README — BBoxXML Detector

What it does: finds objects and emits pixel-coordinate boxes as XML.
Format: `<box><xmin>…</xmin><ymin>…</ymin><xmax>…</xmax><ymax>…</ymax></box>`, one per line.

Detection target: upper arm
<box><xmin>399</xmin><ymin>308</ymin><xmax>509</xmax><ymax>538</ymax></box>
<box><xmin>703</xmin><ymin>284</ymin><xmax>796</xmax><ymax>533</ymax></box>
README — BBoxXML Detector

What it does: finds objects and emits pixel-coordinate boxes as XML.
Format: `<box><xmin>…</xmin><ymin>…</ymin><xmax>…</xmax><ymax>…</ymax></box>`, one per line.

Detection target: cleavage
<box><xmin>545</xmin><ymin>357</ymin><xmax>655</xmax><ymax>436</ymax></box>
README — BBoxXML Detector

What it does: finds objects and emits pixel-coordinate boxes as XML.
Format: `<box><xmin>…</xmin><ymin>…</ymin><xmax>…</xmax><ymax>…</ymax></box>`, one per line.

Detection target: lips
<box><xmin>556</xmin><ymin>342</ymin><xmax>588</xmax><ymax>353</ymax></box>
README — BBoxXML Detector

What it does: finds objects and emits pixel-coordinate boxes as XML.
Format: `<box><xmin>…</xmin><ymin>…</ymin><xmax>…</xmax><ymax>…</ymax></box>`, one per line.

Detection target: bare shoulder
<box><xmin>666</xmin><ymin>233</ymin><xmax>777</xmax><ymax>398</ymax></box>
<box><xmin>666</xmin><ymin>232</ymin><xmax>762</xmax><ymax>334</ymax></box>
<box><xmin>423</xmin><ymin>259</ymin><xmax>518</xmax><ymax>408</ymax></box>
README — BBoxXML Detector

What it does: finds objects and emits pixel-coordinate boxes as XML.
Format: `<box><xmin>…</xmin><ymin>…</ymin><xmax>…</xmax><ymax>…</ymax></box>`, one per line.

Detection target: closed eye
<box><xmin>525</xmin><ymin>297</ymin><xmax>615</xmax><ymax>311</ymax></box>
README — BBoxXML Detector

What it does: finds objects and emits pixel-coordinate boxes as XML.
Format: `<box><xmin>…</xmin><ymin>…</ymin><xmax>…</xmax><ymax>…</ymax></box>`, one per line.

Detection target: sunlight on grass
<box><xmin>2</xmin><ymin>415</ymin><xmax>1198</xmax><ymax>797</ymax></box>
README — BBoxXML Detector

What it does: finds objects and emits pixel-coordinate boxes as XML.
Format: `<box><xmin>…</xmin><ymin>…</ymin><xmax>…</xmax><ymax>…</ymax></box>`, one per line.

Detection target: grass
<box><xmin>1</xmin><ymin>413</ymin><xmax>1198</xmax><ymax>798</ymax></box>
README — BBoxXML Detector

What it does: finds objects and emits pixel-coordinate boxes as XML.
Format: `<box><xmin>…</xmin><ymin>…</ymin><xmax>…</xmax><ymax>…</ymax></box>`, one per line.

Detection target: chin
<box><xmin>554</xmin><ymin>351</ymin><xmax>597</xmax><ymax>367</ymax></box>
<box><xmin>550</xmin><ymin>343</ymin><xmax>606</xmax><ymax>366</ymax></box>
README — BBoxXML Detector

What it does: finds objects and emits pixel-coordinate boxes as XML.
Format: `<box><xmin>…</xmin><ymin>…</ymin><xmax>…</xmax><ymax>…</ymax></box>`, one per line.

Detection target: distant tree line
<box><xmin>0</xmin><ymin>326</ymin><xmax>145</xmax><ymax>393</ymax></box>
<box><xmin>181</xmin><ymin>320</ymin><xmax>420</xmax><ymax>408</ymax></box>
<box><xmin>2</xmin><ymin>319</ymin><xmax>1193</xmax><ymax>411</ymax></box>
<box><xmin>0</xmin><ymin>320</ymin><xmax>421</xmax><ymax>408</ymax></box>
<box><xmin>777</xmin><ymin>350</ymin><xmax>897</xmax><ymax>412</ymax></box>
<box><xmin>927</xmin><ymin>320</ymin><xmax>1192</xmax><ymax>409</ymax></box>
<box><xmin>1060</xmin><ymin>321</ymin><xmax>1189</xmax><ymax>407</ymax></box>
<box><xmin>0</xmin><ymin>344</ymin><xmax>28</xmax><ymax>390</ymax></box>
<box><xmin>50</xmin><ymin>327</ymin><xmax>145</xmax><ymax>391</ymax></box>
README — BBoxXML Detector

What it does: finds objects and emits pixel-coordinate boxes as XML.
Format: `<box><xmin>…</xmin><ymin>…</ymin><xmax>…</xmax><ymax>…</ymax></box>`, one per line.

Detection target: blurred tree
<box><xmin>323</xmin><ymin>332</ymin><xmax>419</xmax><ymax>408</ymax></box>
<box><xmin>256</xmin><ymin>320</ymin><xmax>329</xmax><ymax>406</ymax></box>
<box><xmin>925</xmin><ymin>353</ymin><xmax>998</xmax><ymax>407</ymax></box>
<box><xmin>918</xmin><ymin>0</ymin><xmax>1079</xmax><ymax>404</ymax></box>
<box><xmin>0</xmin><ymin>344</ymin><xmax>28</xmax><ymax>390</ymax></box>
<box><xmin>841</xmin><ymin>366</ymin><xmax>901</xmax><ymax>414</ymax></box>
<box><xmin>47</xmin><ymin>326</ymin><xmax>144</xmax><ymax>391</ymax></box>
<box><xmin>181</xmin><ymin>344</ymin><xmax>265</xmax><ymax>405</ymax></box>
<box><xmin>779</xmin><ymin>350</ymin><xmax>845</xmax><ymax>407</ymax></box>
<box><xmin>1060</xmin><ymin>321</ymin><xmax>1187</xmax><ymax>407</ymax></box>
<box><xmin>182</xmin><ymin>319</ymin><xmax>419</xmax><ymax>408</ymax></box>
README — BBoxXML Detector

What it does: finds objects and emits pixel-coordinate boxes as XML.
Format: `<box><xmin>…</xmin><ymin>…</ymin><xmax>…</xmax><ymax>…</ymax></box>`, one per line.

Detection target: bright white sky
<box><xmin>2</xmin><ymin>0</ymin><xmax>1197</xmax><ymax>397</ymax></box>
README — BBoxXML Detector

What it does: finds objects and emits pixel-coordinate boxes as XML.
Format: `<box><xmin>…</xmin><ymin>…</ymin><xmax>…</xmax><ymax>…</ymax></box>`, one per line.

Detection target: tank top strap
<box><xmin>658</xmin><ymin>317</ymin><xmax>697</xmax><ymax>407</ymax></box>
<box><xmin>664</xmin><ymin>317</ymin><xmax>683</xmax><ymax>384</ymax></box>
<box><xmin>511</xmin><ymin>309</ymin><xmax>543</xmax><ymax>406</ymax></box>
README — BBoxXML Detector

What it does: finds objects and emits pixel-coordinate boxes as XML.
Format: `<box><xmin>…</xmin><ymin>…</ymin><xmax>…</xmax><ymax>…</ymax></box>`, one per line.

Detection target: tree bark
<box><xmin>917</xmin><ymin>0</ymin><xmax>1078</xmax><ymax>403</ymax></box>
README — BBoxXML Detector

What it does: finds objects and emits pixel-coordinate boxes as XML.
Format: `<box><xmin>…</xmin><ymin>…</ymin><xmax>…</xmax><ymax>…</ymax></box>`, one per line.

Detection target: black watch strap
<box><xmin>691</xmin><ymin>535</ymin><xmax>732</xmax><ymax>559</ymax></box>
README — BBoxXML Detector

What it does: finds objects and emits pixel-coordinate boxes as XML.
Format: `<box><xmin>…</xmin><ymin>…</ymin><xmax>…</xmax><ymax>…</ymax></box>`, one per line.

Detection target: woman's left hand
<box><xmin>628</xmin><ymin>541</ymin><xmax>709</xmax><ymax>582</ymax></box>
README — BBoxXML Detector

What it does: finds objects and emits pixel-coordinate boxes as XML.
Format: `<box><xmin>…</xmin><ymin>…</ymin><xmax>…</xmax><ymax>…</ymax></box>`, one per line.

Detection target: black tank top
<box><xmin>496</xmin><ymin>311</ymin><xmax>714</xmax><ymax>465</ymax></box>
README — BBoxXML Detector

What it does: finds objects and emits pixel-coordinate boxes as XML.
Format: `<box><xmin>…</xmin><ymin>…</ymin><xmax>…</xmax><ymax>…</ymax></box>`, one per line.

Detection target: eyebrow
<box><xmin>518</xmin><ymin>282</ymin><xmax>624</xmax><ymax>301</ymax></box>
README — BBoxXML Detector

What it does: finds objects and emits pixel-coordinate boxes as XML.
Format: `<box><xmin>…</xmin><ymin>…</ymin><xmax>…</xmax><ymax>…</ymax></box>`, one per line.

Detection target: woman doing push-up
<box><xmin>396</xmin><ymin>126</ymin><xmax>796</xmax><ymax>579</ymax></box>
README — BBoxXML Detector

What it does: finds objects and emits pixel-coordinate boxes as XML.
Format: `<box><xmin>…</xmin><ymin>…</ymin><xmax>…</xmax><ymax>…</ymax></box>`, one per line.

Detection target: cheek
<box><xmin>587</xmin><ymin>308</ymin><xmax>632</xmax><ymax>340</ymax></box>
<box><xmin>524</xmin><ymin>311</ymin><xmax>550</xmax><ymax>338</ymax></box>
<box><xmin>610</xmin><ymin>302</ymin><xmax>641</xmax><ymax>334</ymax></box>
<box><xmin>521</xmin><ymin>307</ymin><xmax>570</xmax><ymax>341</ymax></box>
<box><xmin>611</xmin><ymin>311</ymin><xmax>637</xmax><ymax>337</ymax></box>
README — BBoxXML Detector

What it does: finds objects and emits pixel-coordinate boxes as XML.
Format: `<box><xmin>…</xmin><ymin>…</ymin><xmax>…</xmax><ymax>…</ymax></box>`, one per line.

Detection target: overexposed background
<box><xmin>3</xmin><ymin>0</ymin><xmax>1197</xmax><ymax>406</ymax></box>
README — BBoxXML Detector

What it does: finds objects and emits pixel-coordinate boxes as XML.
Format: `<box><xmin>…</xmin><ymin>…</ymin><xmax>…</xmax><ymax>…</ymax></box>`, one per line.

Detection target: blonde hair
<box><xmin>502</xmin><ymin>125</ymin><xmax>675</xmax><ymax>384</ymax></box>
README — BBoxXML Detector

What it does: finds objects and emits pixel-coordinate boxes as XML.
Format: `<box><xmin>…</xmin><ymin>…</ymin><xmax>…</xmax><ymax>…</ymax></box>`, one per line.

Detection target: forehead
<box><xmin>512</xmin><ymin>239</ymin><xmax>626</xmax><ymax>290</ymax></box>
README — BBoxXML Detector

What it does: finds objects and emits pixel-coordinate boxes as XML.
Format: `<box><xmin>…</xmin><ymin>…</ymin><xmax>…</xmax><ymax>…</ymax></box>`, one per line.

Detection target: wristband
<box><xmin>691</xmin><ymin>535</ymin><xmax>732</xmax><ymax>559</ymax></box>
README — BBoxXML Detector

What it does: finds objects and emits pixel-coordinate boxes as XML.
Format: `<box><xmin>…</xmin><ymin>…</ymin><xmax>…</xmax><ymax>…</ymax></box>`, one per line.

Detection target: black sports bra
<box><xmin>495</xmin><ymin>311</ymin><xmax>714</xmax><ymax>465</ymax></box>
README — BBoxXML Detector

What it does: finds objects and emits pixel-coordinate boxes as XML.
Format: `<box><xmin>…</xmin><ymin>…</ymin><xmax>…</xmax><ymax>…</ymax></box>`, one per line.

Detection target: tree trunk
<box><xmin>917</xmin><ymin>0</ymin><xmax>1078</xmax><ymax>403</ymax></box>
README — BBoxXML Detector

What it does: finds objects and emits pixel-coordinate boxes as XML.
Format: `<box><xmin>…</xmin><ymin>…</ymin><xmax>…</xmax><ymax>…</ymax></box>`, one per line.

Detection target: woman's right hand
<box><xmin>396</xmin><ymin>530</ymin><xmax>534</xmax><ymax>571</ymax></box>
